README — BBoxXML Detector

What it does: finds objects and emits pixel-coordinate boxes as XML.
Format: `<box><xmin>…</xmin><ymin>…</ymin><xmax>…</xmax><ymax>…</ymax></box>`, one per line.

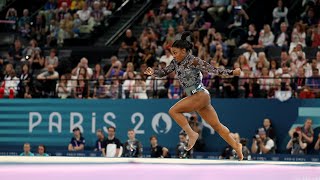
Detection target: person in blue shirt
<box><xmin>37</xmin><ymin>145</ymin><xmax>49</xmax><ymax>156</ymax></box>
<box><xmin>20</xmin><ymin>143</ymin><xmax>34</xmax><ymax>156</ymax></box>
<box><xmin>68</xmin><ymin>127</ymin><xmax>85</xmax><ymax>151</ymax></box>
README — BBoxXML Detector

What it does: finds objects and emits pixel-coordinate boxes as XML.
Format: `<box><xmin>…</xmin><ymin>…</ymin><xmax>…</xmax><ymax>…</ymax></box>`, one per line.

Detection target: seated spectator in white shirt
<box><xmin>159</xmin><ymin>49</ymin><xmax>173</xmax><ymax>66</ymax></box>
<box><xmin>275</xmin><ymin>22</ymin><xmax>290</xmax><ymax>48</ymax></box>
<box><xmin>289</xmin><ymin>23</ymin><xmax>306</xmax><ymax>53</ymax></box>
<box><xmin>255</xmin><ymin>24</ymin><xmax>275</xmax><ymax>48</ymax></box>
<box><xmin>45</xmin><ymin>48</ymin><xmax>59</xmax><ymax>68</ymax></box>
<box><xmin>37</xmin><ymin>65</ymin><xmax>59</xmax><ymax>97</ymax></box>
<box><xmin>56</xmin><ymin>74</ymin><xmax>72</xmax><ymax>99</ymax></box>
<box><xmin>77</xmin><ymin>3</ymin><xmax>91</xmax><ymax>23</ymax></box>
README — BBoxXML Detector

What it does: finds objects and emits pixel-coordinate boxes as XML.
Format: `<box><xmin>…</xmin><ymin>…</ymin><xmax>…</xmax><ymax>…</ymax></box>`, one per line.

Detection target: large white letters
<box><xmin>49</xmin><ymin>112</ymin><xmax>62</xmax><ymax>133</ymax></box>
<box><xmin>29</xmin><ymin>112</ymin><xmax>42</xmax><ymax>132</ymax></box>
<box><xmin>70</xmin><ymin>112</ymin><xmax>84</xmax><ymax>133</ymax></box>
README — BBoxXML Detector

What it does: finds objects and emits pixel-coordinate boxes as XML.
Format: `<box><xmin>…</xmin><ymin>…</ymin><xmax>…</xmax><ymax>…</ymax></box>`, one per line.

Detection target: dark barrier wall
<box><xmin>0</xmin><ymin>99</ymin><xmax>319</xmax><ymax>153</ymax></box>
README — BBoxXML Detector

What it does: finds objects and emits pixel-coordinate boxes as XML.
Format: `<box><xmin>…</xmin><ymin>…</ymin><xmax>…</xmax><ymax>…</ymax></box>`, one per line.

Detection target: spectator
<box><xmin>286</xmin><ymin>131</ymin><xmax>307</xmax><ymax>155</ymax></box>
<box><xmin>219</xmin><ymin>133</ymin><xmax>240</xmax><ymax>159</ymax></box>
<box><xmin>23</xmin><ymin>39</ymin><xmax>40</xmax><ymax>61</ymax></box>
<box><xmin>163</xmin><ymin>26</ymin><xmax>175</xmax><ymax>50</ymax></box>
<box><xmin>77</xmin><ymin>2</ymin><xmax>91</xmax><ymax>23</ymax></box>
<box><xmin>71</xmin><ymin>0</ymin><xmax>85</xmax><ymax>12</ymax></box>
<box><xmin>18</xmin><ymin>9</ymin><xmax>31</xmax><ymax>31</ymax></box>
<box><xmin>68</xmin><ymin>127</ymin><xmax>85</xmax><ymax>151</ymax></box>
<box><xmin>243</xmin><ymin>45</ymin><xmax>258</xmax><ymax>71</ymax></box>
<box><xmin>105</xmin><ymin>60</ymin><xmax>124</xmax><ymax>79</ymax></box>
<box><xmin>292</xmin><ymin>67</ymin><xmax>306</xmax><ymax>93</ymax></box>
<box><xmin>256</xmin><ymin>24</ymin><xmax>275</xmax><ymax>48</ymax></box>
<box><xmin>289</xmin><ymin>118</ymin><xmax>314</xmax><ymax>152</ymax></box>
<box><xmin>227</xmin><ymin>0</ymin><xmax>249</xmax><ymax>29</ymax></box>
<box><xmin>58</xmin><ymin>13</ymin><xmax>74</xmax><ymax>46</ymax></box>
<box><xmin>206</xmin><ymin>0</ymin><xmax>229</xmax><ymax>21</ymax></box>
<box><xmin>311</xmin><ymin>23</ymin><xmax>320</xmax><ymax>47</ymax></box>
<box><xmin>306</xmin><ymin>68</ymin><xmax>320</xmax><ymax>89</ymax></box>
<box><xmin>58</xmin><ymin>0</ymin><xmax>72</xmax><ymax>8</ymax></box>
<box><xmin>240</xmin><ymin>24</ymin><xmax>259</xmax><ymax>48</ymax></box>
<box><xmin>94</xmin><ymin>129</ymin><xmax>107</xmax><ymax>155</ymax></box>
<box><xmin>257</xmin><ymin>52</ymin><xmax>270</xmax><ymax>70</ymax></box>
<box><xmin>122</xmin><ymin>29</ymin><xmax>138</xmax><ymax>50</ymax></box>
<box><xmin>104</xmin><ymin>126</ymin><xmax>122</xmax><ymax>157</ymax></box>
<box><xmin>251</xmin><ymin>128</ymin><xmax>275</xmax><ymax>154</ymax></box>
<box><xmin>133</xmin><ymin>75</ymin><xmax>147</xmax><ymax>99</ymax></box>
<box><xmin>18</xmin><ymin>64</ymin><xmax>31</xmax><ymax>98</ymax></box>
<box><xmin>56</xmin><ymin>74</ymin><xmax>72</xmax><ymax>99</ymax></box>
<box><xmin>106</xmin><ymin>77</ymin><xmax>118</xmax><ymax>99</ymax></box>
<box><xmin>291</xmin><ymin>44</ymin><xmax>306</xmax><ymax>67</ymax></box>
<box><xmin>93</xmin><ymin>75</ymin><xmax>108</xmax><ymax>99</ymax></box>
<box><xmin>275</xmin><ymin>22</ymin><xmax>290</xmax><ymax>48</ymax></box>
<box><xmin>91</xmin><ymin>1</ymin><xmax>104</xmax><ymax>26</ymax></box>
<box><xmin>8</xmin><ymin>39</ymin><xmax>23</xmax><ymax>65</ymax></box>
<box><xmin>162</xmin><ymin>13</ymin><xmax>177</xmax><ymax>33</ymax></box>
<box><xmin>37</xmin><ymin>145</ymin><xmax>49</xmax><ymax>156</ymax></box>
<box><xmin>237</xmin><ymin>55</ymin><xmax>250</xmax><ymax>70</ymax></box>
<box><xmin>150</xmin><ymin>135</ymin><xmax>170</xmax><ymax>158</ymax></box>
<box><xmin>37</xmin><ymin>64</ymin><xmax>59</xmax><ymax>97</ymax></box>
<box><xmin>316</xmin><ymin>51</ymin><xmax>320</xmax><ymax>70</ymax></box>
<box><xmin>272</xmin><ymin>0</ymin><xmax>288</xmax><ymax>32</ymax></box>
<box><xmin>5</xmin><ymin>8</ymin><xmax>18</xmax><ymax>31</ymax></box>
<box><xmin>258</xmin><ymin>67</ymin><xmax>273</xmax><ymax>97</ymax></box>
<box><xmin>240</xmin><ymin>138</ymin><xmax>251</xmax><ymax>160</ymax></box>
<box><xmin>212</xmin><ymin>43</ymin><xmax>228</xmax><ymax>67</ymax></box>
<box><xmin>123</xmin><ymin>129</ymin><xmax>143</xmax><ymax>157</ymax></box>
<box><xmin>92</xmin><ymin>63</ymin><xmax>103</xmax><ymax>80</ymax></box>
<box><xmin>289</xmin><ymin>23</ymin><xmax>306</xmax><ymax>53</ymax></box>
<box><xmin>45</xmin><ymin>49</ymin><xmax>59</xmax><ymax>68</ymax></box>
<box><xmin>258</xmin><ymin>118</ymin><xmax>276</xmax><ymax>141</ymax></box>
<box><xmin>176</xmin><ymin>132</ymin><xmax>192</xmax><ymax>159</ymax></box>
<box><xmin>302</xmin><ymin>7</ymin><xmax>318</xmax><ymax>27</ymax></box>
<box><xmin>29</xmin><ymin>48</ymin><xmax>45</xmax><ymax>73</ymax></box>
<box><xmin>177</xmin><ymin>9</ymin><xmax>192</xmax><ymax>30</ymax></box>
<box><xmin>0</xmin><ymin>67</ymin><xmax>19</xmax><ymax>98</ymax></box>
<box><xmin>71</xmin><ymin>57</ymin><xmax>93</xmax><ymax>78</ymax></box>
<box><xmin>315</xmin><ymin>133</ymin><xmax>320</xmax><ymax>152</ymax></box>
<box><xmin>168</xmin><ymin>78</ymin><xmax>182</xmax><ymax>99</ymax></box>
<box><xmin>44</xmin><ymin>0</ymin><xmax>57</xmax><ymax>11</ymax></box>
<box><xmin>57</xmin><ymin>2</ymin><xmax>71</xmax><ymax>22</ymax></box>
<box><xmin>46</xmin><ymin>19</ymin><xmax>60</xmax><ymax>47</ymax></box>
<box><xmin>159</xmin><ymin>49</ymin><xmax>173</xmax><ymax>67</ymax></box>
<box><xmin>210</xmin><ymin>32</ymin><xmax>228</xmax><ymax>56</ymax></box>
<box><xmin>20</xmin><ymin>143</ymin><xmax>34</xmax><ymax>156</ymax></box>
<box><xmin>73</xmin><ymin>73</ymin><xmax>89</xmax><ymax>98</ymax></box>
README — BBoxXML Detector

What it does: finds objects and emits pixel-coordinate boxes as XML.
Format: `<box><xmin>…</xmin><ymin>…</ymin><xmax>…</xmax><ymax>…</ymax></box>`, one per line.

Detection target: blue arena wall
<box><xmin>0</xmin><ymin>99</ymin><xmax>320</xmax><ymax>153</ymax></box>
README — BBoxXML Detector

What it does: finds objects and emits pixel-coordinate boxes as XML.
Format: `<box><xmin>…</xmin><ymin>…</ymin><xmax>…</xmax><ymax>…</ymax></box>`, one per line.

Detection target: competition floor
<box><xmin>0</xmin><ymin>156</ymin><xmax>320</xmax><ymax>180</ymax></box>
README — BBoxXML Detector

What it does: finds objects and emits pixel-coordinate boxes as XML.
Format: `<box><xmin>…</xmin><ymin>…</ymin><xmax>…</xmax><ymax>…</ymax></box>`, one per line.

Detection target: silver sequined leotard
<box><xmin>154</xmin><ymin>54</ymin><xmax>233</xmax><ymax>96</ymax></box>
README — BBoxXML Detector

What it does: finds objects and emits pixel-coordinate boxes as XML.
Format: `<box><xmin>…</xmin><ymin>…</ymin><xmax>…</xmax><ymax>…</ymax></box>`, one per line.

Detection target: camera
<box><xmin>292</xmin><ymin>132</ymin><xmax>299</xmax><ymax>143</ymax></box>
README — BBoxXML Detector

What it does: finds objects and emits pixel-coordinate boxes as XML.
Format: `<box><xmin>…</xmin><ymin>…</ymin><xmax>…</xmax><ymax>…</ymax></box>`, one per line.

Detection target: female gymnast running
<box><xmin>144</xmin><ymin>31</ymin><xmax>243</xmax><ymax>160</ymax></box>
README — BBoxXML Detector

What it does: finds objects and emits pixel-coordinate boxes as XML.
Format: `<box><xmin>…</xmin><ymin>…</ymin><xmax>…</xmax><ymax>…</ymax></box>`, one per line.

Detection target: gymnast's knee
<box><xmin>168</xmin><ymin>108</ymin><xmax>176</xmax><ymax>117</ymax></box>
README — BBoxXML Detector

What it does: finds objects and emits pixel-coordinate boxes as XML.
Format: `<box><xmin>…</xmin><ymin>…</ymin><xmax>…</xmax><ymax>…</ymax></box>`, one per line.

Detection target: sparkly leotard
<box><xmin>154</xmin><ymin>54</ymin><xmax>233</xmax><ymax>96</ymax></box>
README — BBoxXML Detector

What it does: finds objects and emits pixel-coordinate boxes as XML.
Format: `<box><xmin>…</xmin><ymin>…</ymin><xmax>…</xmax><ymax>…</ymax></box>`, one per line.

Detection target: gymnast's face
<box><xmin>171</xmin><ymin>47</ymin><xmax>187</xmax><ymax>62</ymax></box>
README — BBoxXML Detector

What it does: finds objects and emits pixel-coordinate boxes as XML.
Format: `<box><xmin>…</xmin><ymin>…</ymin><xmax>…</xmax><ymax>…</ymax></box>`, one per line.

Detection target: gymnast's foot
<box><xmin>186</xmin><ymin>132</ymin><xmax>199</xmax><ymax>151</ymax></box>
<box><xmin>235</xmin><ymin>143</ymin><xmax>243</xmax><ymax>161</ymax></box>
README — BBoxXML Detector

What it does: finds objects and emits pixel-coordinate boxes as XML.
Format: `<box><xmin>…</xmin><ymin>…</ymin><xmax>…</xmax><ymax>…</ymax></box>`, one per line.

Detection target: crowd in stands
<box><xmin>4</xmin><ymin>0</ymin><xmax>120</xmax><ymax>46</ymax></box>
<box><xmin>0</xmin><ymin>0</ymin><xmax>320</xmax><ymax>99</ymax></box>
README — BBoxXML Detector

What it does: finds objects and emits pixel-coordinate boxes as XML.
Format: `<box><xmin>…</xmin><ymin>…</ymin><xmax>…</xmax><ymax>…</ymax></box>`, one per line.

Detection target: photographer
<box><xmin>188</xmin><ymin>113</ymin><xmax>205</xmax><ymax>152</ymax></box>
<box><xmin>315</xmin><ymin>133</ymin><xmax>320</xmax><ymax>152</ymax></box>
<box><xmin>251</xmin><ymin>128</ymin><xmax>275</xmax><ymax>154</ymax></box>
<box><xmin>227</xmin><ymin>0</ymin><xmax>249</xmax><ymax>29</ymax></box>
<box><xmin>286</xmin><ymin>131</ymin><xmax>307</xmax><ymax>155</ymax></box>
<box><xmin>176</xmin><ymin>132</ymin><xmax>193</xmax><ymax>159</ymax></box>
<box><xmin>288</xmin><ymin>118</ymin><xmax>314</xmax><ymax>153</ymax></box>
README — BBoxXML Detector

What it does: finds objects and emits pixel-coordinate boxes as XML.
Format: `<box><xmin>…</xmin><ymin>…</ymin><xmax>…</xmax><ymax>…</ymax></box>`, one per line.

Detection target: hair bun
<box><xmin>181</xmin><ymin>31</ymin><xmax>192</xmax><ymax>41</ymax></box>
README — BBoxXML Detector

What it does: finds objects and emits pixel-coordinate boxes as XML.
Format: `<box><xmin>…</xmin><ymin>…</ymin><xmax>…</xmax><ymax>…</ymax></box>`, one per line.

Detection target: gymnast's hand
<box><xmin>233</xmin><ymin>68</ymin><xmax>241</xmax><ymax>76</ymax></box>
<box><xmin>144</xmin><ymin>67</ymin><xmax>154</xmax><ymax>76</ymax></box>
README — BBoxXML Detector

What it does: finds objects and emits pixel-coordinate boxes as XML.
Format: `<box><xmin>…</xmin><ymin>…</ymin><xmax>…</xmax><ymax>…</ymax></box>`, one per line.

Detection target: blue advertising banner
<box><xmin>0</xmin><ymin>99</ymin><xmax>319</xmax><ymax>153</ymax></box>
